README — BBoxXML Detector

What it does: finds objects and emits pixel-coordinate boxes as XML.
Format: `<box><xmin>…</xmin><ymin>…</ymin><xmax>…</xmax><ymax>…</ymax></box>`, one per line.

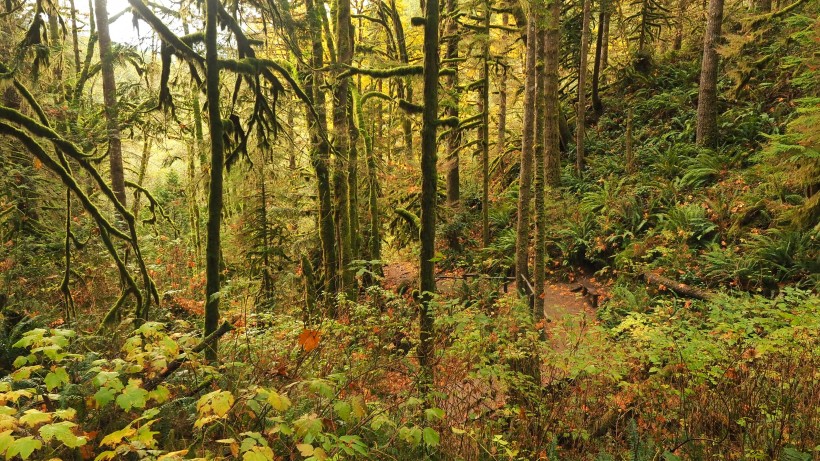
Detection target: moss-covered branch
<box><xmin>340</xmin><ymin>64</ymin><xmax>424</xmax><ymax>79</ymax></box>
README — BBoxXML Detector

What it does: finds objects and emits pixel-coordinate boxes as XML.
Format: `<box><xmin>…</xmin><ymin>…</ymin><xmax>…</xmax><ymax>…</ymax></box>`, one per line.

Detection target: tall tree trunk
<box><xmin>94</xmin><ymin>0</ymin><xmax>127</xmax><ymax>208</ymax></box>
<box><xmin>480</xmin><ymin>0</ymin><xmax>491</xmax><ymax>247</ymax></box>
<box><xmin>496</xmin><ymin>15</ymin><xmax>508</xmax><ymax>169</ymax></box>
<box><xmin>514</xmin><ymin>15</ymin><xmax>537</xmax><ymax>292</ymax></box>
<box><xmin>203</xmin><ymin>0</ymin><xmax>224</xmax><ymax>361</ymax></box>
<box><xmin>591</xmin><ymin>0</ymin><xmax>606</xmax><ymax>117</ymax></box>
<box><xmin>418</xmin><ymin>0</ymin><xmax>440</xmax><ymax>390</ymax></box>
<box><xmin>576</xmin><ymin>0</ymin><xmax>592</xmax><ymax>175</ymax></box>
<box><xmin>334</xmin><ymin>0</ymin><xmax>355</xmax><ymax>298</ymax></box>
<box><xmin>533</xmin><ymin>25</ymin><xmax>546</xmax><ymax>318</ymax></box>
<box><xmin>305</xmin><ymin>0</ymin><xmax>337</xmax><ymax>297</ymax></box>
<box><xmin>601</xmin><ymin>11</ymin><xmax>609</xmax><ymax>84</ymax></box>
<box><xmin>673</xmin><ymin>0</ymin><xmax>688</xmax><ymax>50</ymax></box>
<box><xmin>696</xmin><ymin>0</ymin><xmax>724</xmax><ymax>148</ymax></box>
<box><xmin>545</xmin><ymin>0</ymin><xmax>562</xmax><ymax>187</ymax></box>
<box><xmin>69</xmin><ymin>0</ymin><xmax>81</xmax><ymax>73</ymax></box>
<box><xmin>389</xmin><ymin>0</ymin><xmax>413</xmax><ymax>156</ymax></box>
<box><xmin>348</xmin><ymin>101</ymin><xmax>361</xmax><ymax>261</ymax></box>
<box><xmin>48</xmin><ymin>0</ymin><xmax>62</xmax><ymax>82</ymax></box>
<box><xmin>444</xmin><ymin>0</ymin><xmax>460</xmax><ymax>207</ymax></box>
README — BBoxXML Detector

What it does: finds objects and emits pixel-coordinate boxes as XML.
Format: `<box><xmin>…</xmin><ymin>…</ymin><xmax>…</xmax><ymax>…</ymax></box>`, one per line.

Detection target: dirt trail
<box><xmin>382</xmin><ymin>262</ymin><xmax>602</xmax><ymax>320</ymax></box>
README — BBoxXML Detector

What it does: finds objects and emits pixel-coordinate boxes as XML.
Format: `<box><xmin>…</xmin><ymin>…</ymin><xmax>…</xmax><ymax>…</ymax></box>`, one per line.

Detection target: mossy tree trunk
<box><xmin>480</xmin><ymin>0</ymin><xmax>491</xmax><ymax>247</ymax></box>
<box><xmin>305</xmin><ymin>0</ymin><xmax>337</xmax><ymax>298</ymax></box>
<box><xmin>94</xmin><ymin>0</ymin><xmax>127</xmax><ymax>209</ymax></box>
<box><xmin>203</xmin><ymin>0</ymin><xmax>224</xmax><ymax>361</ymax></box>
<box><xmin>418</xmin><ymin>0</ymin><xmax>440</xmax><ymax>390</ymax></box>
<box><xmin>545</xmin><ymin>0</ymin><xmax>562</xmax><ymax>188</ymax></box>
<box><xmin>533</xmin><ymin>24</ymin><xmax>546</xmax><ymax>319</ymax></box>
<box><xmin>591</xmin><ymin>0</ymin><xmax>606</xmax><ymax>117</ymax></box>
<box><xmin>444</xmin><ymin>0</ymin><xmax>460</xmax><ymax>207</ymax></box>
<box><xmin>575</xmin><ymin>0</ymin><xmax>591</xmax><ymax>175</ymax></box>
<box><xmin>696</xmin><ymin>0</ymin><xmax>724</xmax><ymax>148</ymax></box>
<box><xmin>334</xmin><ymin>0</ymin><xmax>355</xmax><ymax>299</ymax></box>
<box><xmin>515</xmin><ymin>14</ymin><xmax>536</xmax><ymax>293</ymax></box>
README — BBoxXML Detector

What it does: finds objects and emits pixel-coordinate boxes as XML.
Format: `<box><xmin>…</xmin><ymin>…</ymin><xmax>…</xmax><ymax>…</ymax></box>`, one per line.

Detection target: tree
<box><xmin>418</xmin><ymin>0</ymin><xmax>440</xmax><ymax>389</ymax></box>
<box><xmin>514</xmin><ymin>13</ymin><xmax>537</xmax><ymax>293</ymax></box>
<box><xmin>480</xmin><ymin>0</ymin><xmax>491</xmax><ymax>247</ymax></box>
<box><xmin>545</xmin><ymin>0</ymin><xmax>562</xmax><ymax>188</ymax></box>
<box><xmin>305</xmin><ymin>0</ymin><xmax>337</xmax><ymax>298</ymax></box>
<box><xmin>334</xmin><ymin>0</ymin><xmax>356</xmax><ymax>298</ymax></box>
<box><xmin>203</xmin><ymin>0</ymin><xmax>224</xmax><ymax>361</ymax></box>
<box><xmin>444</xmin><ymin>0</ymin><xmax>461</xmax><ymax>207</ymax></box>
<box><xmin>696</xmin><ymin>0</ymin><xmax>724</xmax><ymax>148</ymax></box>
<box><xmin>576</xmin><ymin>0</ymin><xmax>592</xmax><ymax>174</ymax></box>
<box><xmin>533</xmin><ymin>23</ymin><xmax>546</xmax><ymax>318</ymax></box>
<box><xmin>93</xmin><ymin>0</ymin><xmax>127</xmax><ymax>209</ymax></box>
<box><xmin>591</xmin><ymin>0</ymin><xmax>608</xmax><ymax>116</ymax></box>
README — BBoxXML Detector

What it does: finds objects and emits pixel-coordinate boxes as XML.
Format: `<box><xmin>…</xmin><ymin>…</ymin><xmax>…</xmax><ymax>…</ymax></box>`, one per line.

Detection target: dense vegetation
<box><xmin>0</xmin><ymin>0</ymin><xmax>817</xmax><ymax>457</ymax></box>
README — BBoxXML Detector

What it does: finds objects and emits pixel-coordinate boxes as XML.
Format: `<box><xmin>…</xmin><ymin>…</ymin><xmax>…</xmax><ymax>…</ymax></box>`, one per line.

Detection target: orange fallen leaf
<box><xmin>298</xmin><ymin>329</ymin><xmax>321</xmax><ymax>351</ymax></box>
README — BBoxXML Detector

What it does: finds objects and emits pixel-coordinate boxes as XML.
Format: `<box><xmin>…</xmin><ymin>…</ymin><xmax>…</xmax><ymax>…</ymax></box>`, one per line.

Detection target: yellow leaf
<box><xmin>296</xmin><ymin>443</ymin><xmax>314</xmax><ymax>456</ymax></box>
<box><xmin>266</xmin><ymin>391</ymin><xmax>291</xmax><ymax>412</ymax></box>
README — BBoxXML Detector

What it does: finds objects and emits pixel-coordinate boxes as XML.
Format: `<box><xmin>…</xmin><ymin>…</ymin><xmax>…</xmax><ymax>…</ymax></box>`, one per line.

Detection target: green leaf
<box><xmin>12</xmin><ymin>356</ymin><xmax>29</xmax><ymax>369</ymax></box>
<box><xmin>44</xmin><ymin>367</ymin><xmax>70</xmax><ymax>391</ymax></box>
<box><xmin>6</xmin><ymin>437</ymin><xmax>42</xmax><ymax>460</ymax></box>
<box><xmin>293</xmin><ymin>414</ymin><xmax>323</xmax><ymax>442</ymax></box>
<box><xmin>116</xmin><ymin>381</ymin><xmax>149</xmax><ymax>411</ymax></box>
<box><xmin>94</xmin><ymin>387</ymin><xmax>118</xmax><ymax>408</ymax></box>
<box><xmin>424</xmin><ymin>407</ymin><xmax>445</xmax><ymax>421</ymax></box>
<box><xmin>422</xmin><ymin>427</ymin><xmax>440</xmax><ymax>447</ymax></box>
<box><xmin>334</xmin><ymin>401</ymin><xmax>352</xmax><ymax>422</ymax></box>
<box><xmin>19</xmin><ymin>410</ymin><xmax>52</xmax><ymax>427</ymax></box>
<box><xmin>39</xmin><ymin>421</ymin><xmax>87</xmax><ymax>448</ymax></box>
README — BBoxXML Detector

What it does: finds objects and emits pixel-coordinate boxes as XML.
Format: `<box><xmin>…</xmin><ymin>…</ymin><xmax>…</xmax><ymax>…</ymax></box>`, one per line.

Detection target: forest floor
<box><xmin>382</xmin><ymin>261</ymin><xmax>603</xmax><ymax>342</ymax></box>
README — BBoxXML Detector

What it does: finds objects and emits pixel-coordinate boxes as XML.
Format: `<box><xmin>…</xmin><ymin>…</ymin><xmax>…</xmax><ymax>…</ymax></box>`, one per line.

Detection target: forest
<box><xmin>0</xmin><ymin>0</ymin><xmax>818</xmax><ymax>455</ymax></box>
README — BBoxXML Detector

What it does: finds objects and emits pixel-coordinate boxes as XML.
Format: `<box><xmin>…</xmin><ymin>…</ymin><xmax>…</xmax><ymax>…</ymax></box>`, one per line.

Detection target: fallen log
<box><xmin>642</xmin><ymin>271</ymin><xmax>715</xmax><ymax>301</ymax></box>
<box><xmin>569</xmin><ymin>281</ymin><xmax>601</xmax><ymax>308</ymax></box>
<box><xmin>145</xmin><ymin>320</ymin><xmax>233</xmax><ymax>391</ymax></box>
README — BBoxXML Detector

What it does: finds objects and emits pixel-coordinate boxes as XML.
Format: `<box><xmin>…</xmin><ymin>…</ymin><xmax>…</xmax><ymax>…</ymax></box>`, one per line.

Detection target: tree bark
<box><xmin>600</xmin><ymin>11</ymin><xmax>609</xmax><ymax>84</ymax></box>
<box><xmin>334</xmin><ymin>0</ymin><xmax>355</xmax><ymax>298</ymax></box>
<box><xmin>673</xmin><ymin>0</ymin><xmax>688</xmax><ymax>50</ymax></box>
<box><xmin>94</xmin><ymin>0</ymin><xmax>127</xmax><ymax>208</ymax></box>
<box><xmin>533</xmin><ymin>25</ymin><xmax>546</xmax><ymax>319</ymax></box>
<box><xmin>305</xmin><ymin>0</ymin><xmax>337</xmax><ymax>297</ymax></box>
<box><xmin>514</xmin><ymin>15</ymin><xmax>537</xmax><ymax>293</ymax></box>
<box><xmin>68</xmin><ymin>0</ymin><xmax>81</xmax><ymax>73</ymax></box>
<box><xmin>545</xmin><ymin>0</ymin><xmax>562</xmax><ymax>188</ymax></box>
<box><xmin>480</xmin><ymin>0</ymin><xmax>491</xmax><ymax>247</ymax></box>
<box><xmin>444</xmin><ymin>0</ymin><xmax>460</xmax><ymax>207</ymax></box>
<box><xmin>418</xmin><ymin>0</ymin><xmax>440</xmax><ymax>390</ymax></box>
<box><xmin>591</xmin><ymin>0</ymin><xmax>606</xmax><ymax>117</ymax></box>
<box><xmin>575</xmin><ymin>0</ymin><xmax>592</xmax><ymax>175</ymax></box>
<box><xmin>695</xmin><ymin>0</ymin><xmax>724</xmax><ymax>148</ymax></box>
<box><xmin>203</xmin><ymin>0</ymin><xmax>224</xmax><ymax>361</ymax></box>
<box><xmin>389</xmin><ymin>0</ymin><xmax>413</xmax><ymax>156</ymax></box>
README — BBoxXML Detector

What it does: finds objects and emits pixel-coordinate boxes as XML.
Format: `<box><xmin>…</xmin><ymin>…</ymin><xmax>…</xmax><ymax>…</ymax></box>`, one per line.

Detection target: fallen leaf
<box><xmin>298</xmin><ymin>329</ymin><xmax>321</xmax><ymax>352</ymax></box>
